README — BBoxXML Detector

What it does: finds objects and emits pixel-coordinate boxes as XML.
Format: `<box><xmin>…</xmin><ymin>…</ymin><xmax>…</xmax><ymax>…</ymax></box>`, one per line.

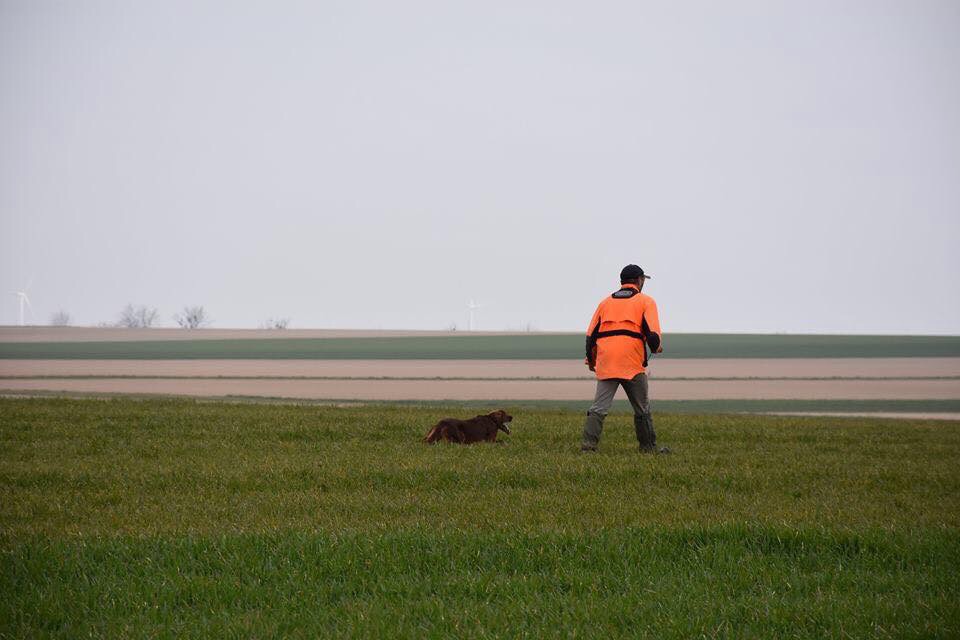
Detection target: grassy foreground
<box><xmin>1</xmin><ymin>398</ymin><xmax>958</xmax><ymax>638</ymax></box>
<box><xmin>2</xmin><ymin>332</ymin><xmax>960</xmax><ymax>359</ymax></box>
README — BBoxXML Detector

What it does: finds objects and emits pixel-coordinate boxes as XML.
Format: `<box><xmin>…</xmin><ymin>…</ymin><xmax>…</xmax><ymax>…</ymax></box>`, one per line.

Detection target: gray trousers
<box><xmin>581</xmin><ymin>373</ymin><xmax>656</xmax><ymax>449</ymax></box>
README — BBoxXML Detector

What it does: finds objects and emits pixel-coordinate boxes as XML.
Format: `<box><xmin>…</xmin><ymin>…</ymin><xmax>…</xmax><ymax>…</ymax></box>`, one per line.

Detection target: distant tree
<box><xmin>174</xmin><ymin>306</ymin><xmax>209</xmax><ymax>329</ymax></box>
<box><xmin>446</xmin><ymin>322</ymin><xmax>458</xmax><ymax>332</ymax></box>
<box><xmin>50</xmin><ymin>310</ymin><xmax>72</xmax><ymax>326</ymax></box>
<box><xmin>260</xmin><ymin>317</ymin><xmax>290</xmax><ymax>330</ymax></box>
<box><xmin>118</xmin><ymin>304</ymin><xmax>160</xmax><ymax>328</ymax></box>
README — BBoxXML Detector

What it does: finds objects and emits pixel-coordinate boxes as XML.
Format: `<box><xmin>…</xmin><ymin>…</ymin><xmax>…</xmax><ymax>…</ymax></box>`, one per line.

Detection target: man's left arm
<box><xmin>641</xmin><ymin>298</ymin><xmax>663</xmax><ymax>354</ymax></box>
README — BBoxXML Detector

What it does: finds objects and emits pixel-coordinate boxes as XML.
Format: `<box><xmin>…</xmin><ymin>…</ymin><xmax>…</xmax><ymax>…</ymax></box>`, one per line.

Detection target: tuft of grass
<box><xmin>1</xmin><ymin>397</ymin><xmax>958</xmax><ymax>638</ymax></box>
<box><xmin>3</xmin><ymin>528</ymin><xmax>958</xmax><ymax>639</ymax></box>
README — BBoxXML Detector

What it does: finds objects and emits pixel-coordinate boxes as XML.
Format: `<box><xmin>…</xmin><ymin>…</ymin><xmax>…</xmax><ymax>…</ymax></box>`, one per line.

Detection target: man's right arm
<box><xmin>585</xmin><ymin>306</ymin><xmax>602</xmax><ymax>369</ymax></box>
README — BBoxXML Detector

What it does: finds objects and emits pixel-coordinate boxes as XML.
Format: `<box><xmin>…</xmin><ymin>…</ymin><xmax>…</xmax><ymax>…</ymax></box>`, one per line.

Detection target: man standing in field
<box><xmin>581</xmin><ymin>264</ymin><xmax>669</xmax><ymax>453</ymax></box>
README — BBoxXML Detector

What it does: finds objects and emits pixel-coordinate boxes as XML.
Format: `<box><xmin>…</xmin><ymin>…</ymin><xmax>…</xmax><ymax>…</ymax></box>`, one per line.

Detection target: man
<box><xmin>580</xmin><ymin>264</ymin><xmax>669</xmax><ymax>453</ymax></box>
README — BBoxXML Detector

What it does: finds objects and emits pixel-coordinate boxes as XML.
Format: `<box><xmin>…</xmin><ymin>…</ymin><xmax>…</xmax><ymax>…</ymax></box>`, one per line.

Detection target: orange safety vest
<box><xmin>585</xmin><ymin>283</ymin><xmax>663</xmax><ymax>380</ymax></box>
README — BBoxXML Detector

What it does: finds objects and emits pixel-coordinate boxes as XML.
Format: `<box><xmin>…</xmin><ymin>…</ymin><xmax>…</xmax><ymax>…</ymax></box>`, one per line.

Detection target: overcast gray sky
<box><xmin>2</xmin><ymin>1</ymin><xmax>958</xmax><ymax>333</ymax></box>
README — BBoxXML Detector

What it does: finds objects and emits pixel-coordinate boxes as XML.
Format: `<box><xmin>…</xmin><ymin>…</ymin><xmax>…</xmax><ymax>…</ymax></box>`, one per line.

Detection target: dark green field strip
<box><xmin>0</xmin><ymin>375</ymin><xmax>926</xmax><ymax>380</ymax></box>
<box><xmin>2</xmin><ymin>528</ymin><xmax>957</xmax><ymax>639</ymax></box>
<box><xmin>3</xmin><ymin>374</ymin><xmax>959</xmax><ymax>381</ymax></box>
<box><xmin>2</xmin><ymin>333</ymin><xmax>959</xmax><ymax>359</ymax></box>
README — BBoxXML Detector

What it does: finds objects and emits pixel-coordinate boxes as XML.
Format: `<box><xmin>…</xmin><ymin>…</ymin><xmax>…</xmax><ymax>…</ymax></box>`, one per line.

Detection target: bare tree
<box><xmin>118</xmin><ymin>304</ymin><xmax>160</xmax><ymax>328</ymax></box>
<box><xmin>50</xmin><ymin>310</ymin><xmax>72</xmax><ymax>326</ymax></box>
<box><xmin>174</xmin><ymin>305</ymin><xmax>209</xmax><ymax>329</ymax></box>
<box><xmin>259</xmin><ymin>317</ymin><xmax>290</xmax><ymax>330</ymax></box>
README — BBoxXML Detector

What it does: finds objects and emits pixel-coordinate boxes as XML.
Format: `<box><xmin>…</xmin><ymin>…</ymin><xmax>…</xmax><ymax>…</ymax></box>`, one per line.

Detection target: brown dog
<box><xmin>423</xmin><ymin>410</ymin><xmax>513</xmax><ymax>444</ymax></box>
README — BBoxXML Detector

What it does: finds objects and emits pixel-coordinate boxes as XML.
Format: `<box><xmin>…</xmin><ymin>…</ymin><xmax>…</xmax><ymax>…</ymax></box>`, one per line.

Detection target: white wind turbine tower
<box><xmin>13</xmin><ymin>278</ymin><xmax>34</xmax><ymax>326</ymax></box>
<box><xmin>467</xmin><ymin>298</ymin><xmax>482</xmax><ymax>332</ymax></box>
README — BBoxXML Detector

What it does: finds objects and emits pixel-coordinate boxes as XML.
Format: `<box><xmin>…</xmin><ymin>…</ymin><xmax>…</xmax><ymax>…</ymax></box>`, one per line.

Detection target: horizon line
<box><xmin>1</xmin><ymin>326</ymin><xmax>959</xmax><ymax>338</ymax></box>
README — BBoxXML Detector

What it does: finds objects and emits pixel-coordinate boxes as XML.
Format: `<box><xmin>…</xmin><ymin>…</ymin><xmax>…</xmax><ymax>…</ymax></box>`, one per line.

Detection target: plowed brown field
<box><xmin>2</xmin><ymin>376</ymin><xmax>959</xmax><ymax>401</ymax></box>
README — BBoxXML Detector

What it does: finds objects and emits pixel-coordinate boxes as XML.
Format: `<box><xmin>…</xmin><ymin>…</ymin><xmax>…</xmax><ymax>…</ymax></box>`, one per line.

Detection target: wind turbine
<box><xmin>12</xmin><ymin>277</ymin><xmax>34</xmax><ymax>326</ymax></box>
<box><xmin>467</xmin><ymin>298</ymin><xmax>482</xmax><ymax>332</ymax></box>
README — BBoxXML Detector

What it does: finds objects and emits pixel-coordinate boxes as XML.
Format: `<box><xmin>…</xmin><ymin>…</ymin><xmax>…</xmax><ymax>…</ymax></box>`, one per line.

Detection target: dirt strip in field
<box><xmin>3</xmin><ymin>358</ymin><xmax>959</xmax><ymax>379</ymax></box>
<box><xmin>2</xmin><ymin>378</ymin><xmax>958</xmax><ymax>401</ymax></box>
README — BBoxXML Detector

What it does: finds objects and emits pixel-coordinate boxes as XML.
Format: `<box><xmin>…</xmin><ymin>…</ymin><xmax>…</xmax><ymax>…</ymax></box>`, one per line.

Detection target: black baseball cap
<box><xmin>620</xmin><ymin>264</ymin><xmax>651</xmax><ymax>282</ymax></box>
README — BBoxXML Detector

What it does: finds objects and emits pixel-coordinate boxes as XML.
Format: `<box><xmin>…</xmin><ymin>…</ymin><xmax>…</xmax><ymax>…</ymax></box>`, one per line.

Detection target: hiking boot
<box><xmin>582</xmin><ymin>412</ymin><xmax>604</xmax><ymax>448</ymax></box>
<box><xmin>580</xmin><ymin>445</ymin><xmax>598</xmax><ymax>453</ymax></box>
<box><xmin>634</xmin><ymin>413</ymin><xmax>656</xmax><ymax>450</ymax></box>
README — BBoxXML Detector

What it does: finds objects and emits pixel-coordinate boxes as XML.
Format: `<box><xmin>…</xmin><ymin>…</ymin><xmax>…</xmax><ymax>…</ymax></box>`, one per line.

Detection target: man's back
<box><xmin>586</xmin><ymin>284</ymin><xmax>662</xmax><ymax>380</ymax></box>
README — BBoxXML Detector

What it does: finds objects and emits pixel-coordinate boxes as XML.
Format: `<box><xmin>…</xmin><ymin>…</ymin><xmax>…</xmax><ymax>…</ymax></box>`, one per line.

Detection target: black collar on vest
<box><xmin>612</xmin><ymin>285</ymin><xmax>639</xmax><ymax>299</ymax></box>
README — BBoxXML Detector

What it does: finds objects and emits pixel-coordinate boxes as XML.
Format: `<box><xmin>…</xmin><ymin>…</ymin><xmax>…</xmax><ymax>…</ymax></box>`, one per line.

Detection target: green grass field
<box><xmin>2</xmin><ymin>333</ymin><xmax>959</xmax><ymax>359</ymax></box>
<box><xmin>2</xmin><ymin>397</ymin><xmax>959</xmax><ymax>638</ymax></box>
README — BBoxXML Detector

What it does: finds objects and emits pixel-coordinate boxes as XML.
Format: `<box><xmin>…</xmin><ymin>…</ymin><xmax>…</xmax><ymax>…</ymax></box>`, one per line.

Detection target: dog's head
<box><xmin>488</xmin><ymin>409</ymin><xmax>513</xmax><ymax>434</ymax></box>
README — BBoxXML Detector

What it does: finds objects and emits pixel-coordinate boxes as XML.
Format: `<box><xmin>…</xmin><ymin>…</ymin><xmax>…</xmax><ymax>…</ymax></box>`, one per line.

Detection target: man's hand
<box><xmin>584</xmin><ymin>358</ymin><xmax>595</xmax><ymax>372</ymax></box>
